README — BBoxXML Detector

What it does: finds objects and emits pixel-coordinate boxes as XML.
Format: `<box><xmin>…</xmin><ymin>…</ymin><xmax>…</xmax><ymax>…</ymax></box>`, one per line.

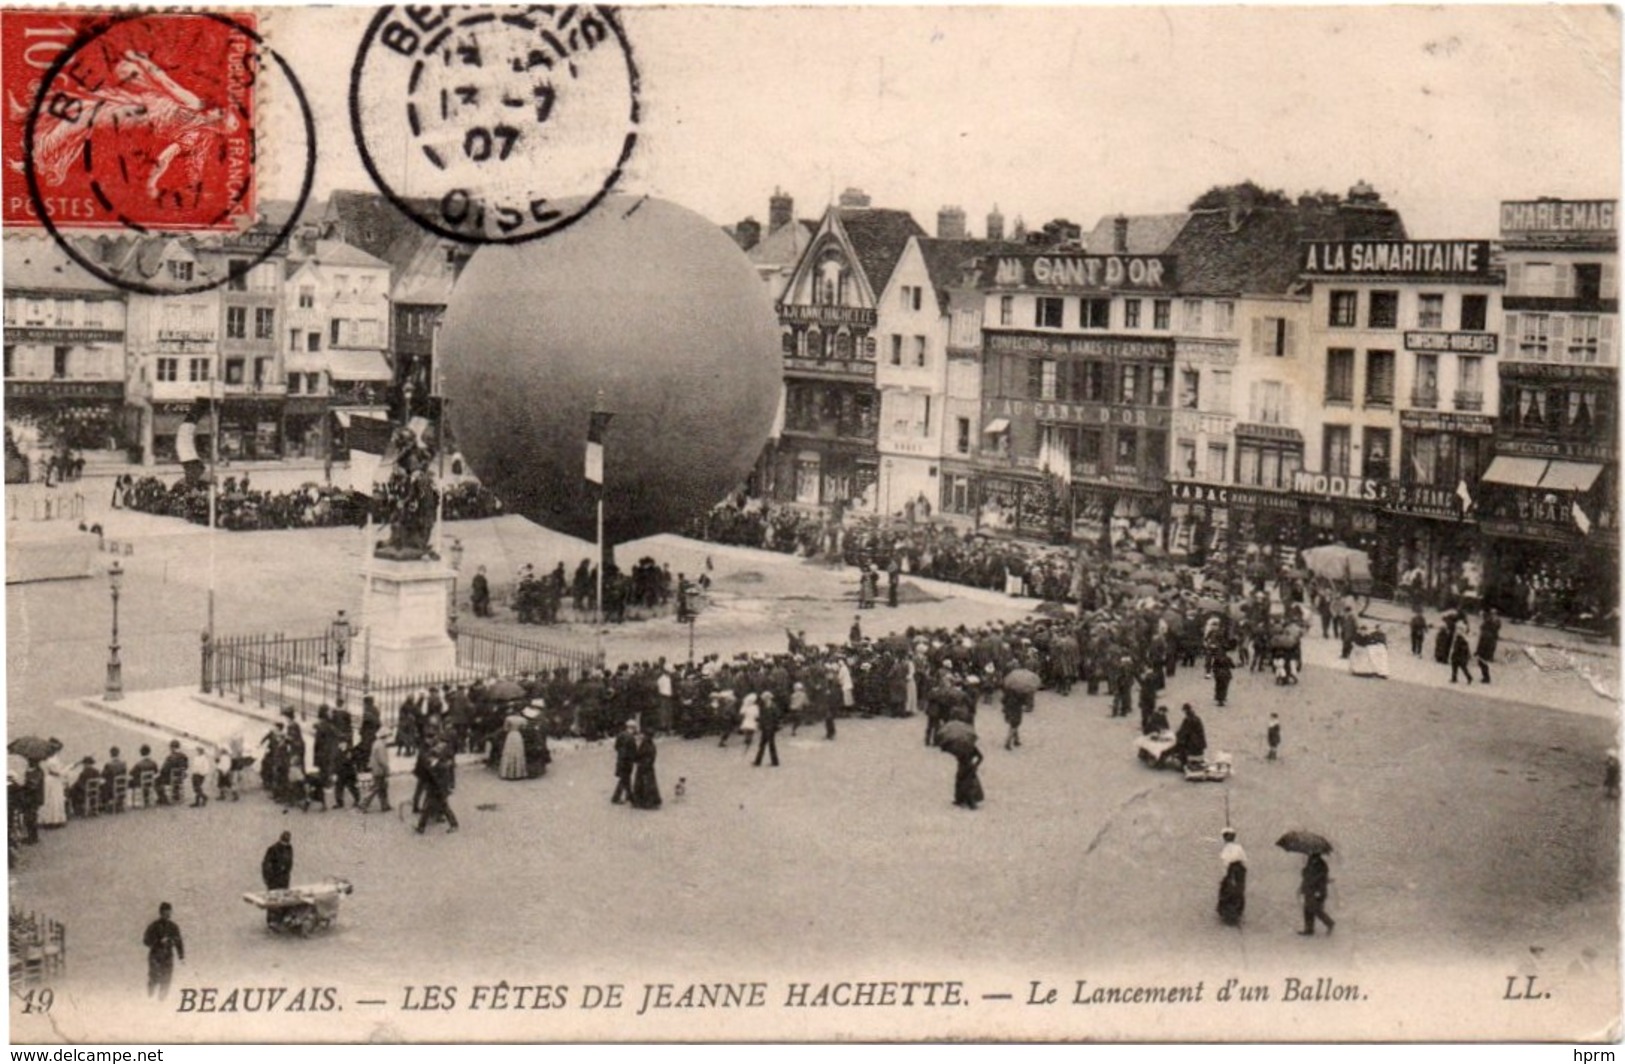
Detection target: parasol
<box><xmin>1276</xmin><ymin>830</ymin><xmax>1334</xmax><ymax>856</ymax></box>
<box><xmin>1300</xmin><ymin>544</ymin><xmax>1372</xmax><ymax>585</ymax></box>
<box><xmin>935</xmin><ymin>720</ymin><xmax>977</xmax><ymax>757</ymax></box>
<box><xmin>1002</xmin><ymin>668</ymin><xmax>1041</xmax><ymax>695</ymax></box>
<box><xmin>7</xmin><ymin>736</ymin><xmax>55</xmax><ymax>762</ymax></box>
<box><xmin>483</xmin><ymin>679</ymin><xmax>528</xmax><ymax>702</ymax></box>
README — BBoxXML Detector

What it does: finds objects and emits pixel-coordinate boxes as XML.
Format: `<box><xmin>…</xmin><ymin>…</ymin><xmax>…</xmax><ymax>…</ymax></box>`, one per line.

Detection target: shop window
<box><xmin>1325</xmin><ymin>348</ymin><xmax>1354</xmax><ymax>403</ymax></box>
<box><xmin>1237</xmin><ymin>442</ymin><xmax>1300</xmax><ymax>488</ymax></box>
<box><xmin>1409</xmin><ymin>432</ymin><xmax>1439</xmax><ymax>484</ymax></box>
<box><xmin>1152</xmin><ymin>299</ymin><xmax>1171</xmax><ymax>330</ymax></box>
<box><xmin>1036</xmin><ymin>297</ymin><xmax>1064</xmax><ymax>329</ymax></box>
<box><xmin>1460</xmin><ymin>294</ymin><xmax>1487</xmax><ymax>331</ymax></box>
<box><xmin>1123</xmin><ymin>299</ymin><xmax>1142</xmax><ymax>329</ymax></box>
<box><xmin>1368</xmin><ymin>291</ymin><xmax>1399</xmax><ymax>329</ymax></box>
<box><xmin>1238</xmin><ymin>443</ymin><xmax>1261</xmax><ymax>486</ymax></box>
<box><xmin>1076</xmin><ymin>430</ymin><xmax>1102</xmax><ymax>478</ymax></box>
<box><xmin>1364</xmin><ymin>350</ymin><xmax>1395</xmax><ymax>407</ymax></box>
<box><xmin>1328</xmin><ymin>291</ymin><xmax>1357</xmax><ymax>328</ymax></box>
<box><xmin>1417</xmin><ymin>293</ymin><xmax>1444</xmax><ymax>329</ymax></box>
<box><xmin>156</xmin><ymin>357</ymin><xmax>179</xmax><ymax>382</ymax></box>
<box><xmin>1081</xmin><ymin>298</ymin><xmax>1110</xmax><ymax>329</ymax></box>
<box><xmin>1323</xmin><ymin>425</ymin><xmax>1352</xmax><ymax>476</ymax></box>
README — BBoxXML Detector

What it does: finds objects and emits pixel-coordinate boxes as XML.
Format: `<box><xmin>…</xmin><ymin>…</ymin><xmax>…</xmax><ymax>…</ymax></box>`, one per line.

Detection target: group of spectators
<box><xmin>503</xmin><ymin>555</ymin><xmax>701</xmax><ymax>625</ymax></box>
<box><xmin>117</xmin><ymin>475</ymin><xmax>504</xmax><ymax>532</ymax></box>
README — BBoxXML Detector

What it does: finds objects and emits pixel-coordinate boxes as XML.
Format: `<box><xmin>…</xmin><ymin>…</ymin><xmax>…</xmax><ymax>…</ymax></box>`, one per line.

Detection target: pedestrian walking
<box><xmin>142</xmin><ymin>903</ymin><xmax>184</xmax><ymax>1000</ymax></box>
<box><xmin>1476</xmin><ymin>607</ymin><xmax>1501</xmax><ymax>684</ymax></box>
<box><xmin>358</xmin><ymin>730</ymin><xmax>392</xmax><ymax>813</ymax></box>
<box><xmin>611</xmin><ymin>719</ymin><xmax>637</xmax><ymax>804</ymax></box>
<box><xmin>1002</xmin><ymin>687</ymin><xmax>1028</xmax><ymax>751</ymax></box>
<box><xmin>1266</xmin><ymin>713</ymin><xmax>1281</xmax><ymax>761</ymax></box>
<box><xmin>1298</xmin><ymin>853</ymin><xmax>1336</xmax><ymax>936</ymax></box>
<box><xmin>630</xmin><ymin>730</ymin><xmax>662</xmax><ymax>809</ymax></box>
<box><xmin>753</xmin><ymin>691</ymin><xmax>781</xmax><ymax>767</ymax></box>
<box><xmin>1217</xmin><ymin>828</ymin><xmax>1247</xmax><ymax>927</ymax></box>
<box><xmin>1449</xmin><ymin>623</ymin><xmax>1475</xmax><ymax>684</ymax></box>
<box><xmin>188</xmin><ymin>745</ymin><xmax>211</xmax><ymax>807</ymax></box>
<box><xmin>214</xmin><ymin>747</ymin><xmax>238</xmax><ymax>802</ymax></box>
<box><xmin>415</xmin><ymin>743</ymin><xmax>460</xmax><ymax>834</ymax></box>
<box><xmin>952</xmin><ymin>742</ymin><xmax>984</xmax><ymax>810</ymax></box>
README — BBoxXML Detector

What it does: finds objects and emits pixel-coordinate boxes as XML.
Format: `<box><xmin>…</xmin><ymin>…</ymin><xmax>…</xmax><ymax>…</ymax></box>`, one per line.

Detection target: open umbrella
<box><xmin>1002</xmin><ymin>668</ymin><xmax>1041</xmax><ymax>695</ymax></box>
<box><xmin>7</xmin><ymin>736</ymin><xmax>54</xmax><ymax>762</ymax></box>
<box><xmin>935</xmin><ymin>720</ymin><xmax>977</xmax><ymax>757</ymax></box>
<box><xmin>482</xmin><ymin>679</ymin><xmax>527</xmax><ymax>703</ymax></box>
<box><xmin>1276</xmin><ymin>830</ymin><xmax>1334</xmax><ymax>856</ymax></box>
<box><xmin>1300</xmin><ymin>544</ymin><xmax>1372</xmax><ymax>585</ymax></box>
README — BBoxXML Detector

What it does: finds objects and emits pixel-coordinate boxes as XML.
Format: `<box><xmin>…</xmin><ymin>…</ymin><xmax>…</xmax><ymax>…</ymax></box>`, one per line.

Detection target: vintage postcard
<box><xmin>2</xmin><ymin>3</ymin><xmax>1620</xmax><ymax>1046</ymax></box>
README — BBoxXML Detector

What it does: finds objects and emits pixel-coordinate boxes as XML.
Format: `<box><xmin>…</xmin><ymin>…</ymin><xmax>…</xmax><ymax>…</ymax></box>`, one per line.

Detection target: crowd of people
<box><xmin>494</xmin><ymin>555</ymin><xmax>704</xmax><ymax>625</ymax></box>
<box><xmin>116</xmin><ymin>475</ymin><xmax>504</xmax><ymax>531</ymax></box>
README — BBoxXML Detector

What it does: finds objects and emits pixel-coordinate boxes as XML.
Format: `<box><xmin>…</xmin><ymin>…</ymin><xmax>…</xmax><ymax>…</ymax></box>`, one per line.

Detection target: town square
<box><xmin>2</xmin><ymin>3</ymin><xmax>1620</xmax><ymax>1047</ymax></box>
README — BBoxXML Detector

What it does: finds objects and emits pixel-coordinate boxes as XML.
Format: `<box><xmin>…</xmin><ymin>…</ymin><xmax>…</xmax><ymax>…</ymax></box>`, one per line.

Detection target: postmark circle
<box><xmin>22</xmin><ymin>11</ymin><xmax>316</xmax><ymax>297</ymax></box>
<box><xmin>349</xmin><ymin>5</ymin><xmax>639</xmax><ymax>246</ymax></box>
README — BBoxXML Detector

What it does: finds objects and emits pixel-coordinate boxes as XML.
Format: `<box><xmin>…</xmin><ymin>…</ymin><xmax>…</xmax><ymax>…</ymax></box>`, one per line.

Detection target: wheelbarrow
<box><xmin>243</xmin><ymin>877</ymin><xmax>354</xmax><ymax>936</ymax></box>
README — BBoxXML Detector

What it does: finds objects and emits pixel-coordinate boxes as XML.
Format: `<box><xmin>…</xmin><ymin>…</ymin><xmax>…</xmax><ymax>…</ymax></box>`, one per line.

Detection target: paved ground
<box><xmin>6</xmin><ymin>494</ymin><xmax>1620</xmax><ymax>1043</ymax></box>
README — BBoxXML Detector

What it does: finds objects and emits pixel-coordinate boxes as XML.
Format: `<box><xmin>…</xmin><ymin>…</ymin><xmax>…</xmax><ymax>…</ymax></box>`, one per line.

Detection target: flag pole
<box><xmin>588</xmin><ymin>392</ymin><xmax>611</xmax><ymax>664</ymax></box>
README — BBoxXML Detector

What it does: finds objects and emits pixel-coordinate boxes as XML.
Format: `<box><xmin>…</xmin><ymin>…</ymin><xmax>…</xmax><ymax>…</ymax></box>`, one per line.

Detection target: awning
<box><xmin>1480</xmin><ymin>455</ymin><xmax>1550</xmax><ymax>488</ymax></box>
<box><xmin>331</xmin><ymin>407</ymin><xmax>389</xmax><ymax>428</ymax></box>
<box><xmin>1538</xmin><ymin>460</ymin><xmax>1603</xmax><ymax>493</ymax></box>
<box><xmin>325</xmin><ymin>350</ymin><xmax>393</xmax><ymax>382</ymax></box>
<box><xmin>983</xmin><ymin>418</ymin><xmax>1010</xmax><ymax>434</ymax></box>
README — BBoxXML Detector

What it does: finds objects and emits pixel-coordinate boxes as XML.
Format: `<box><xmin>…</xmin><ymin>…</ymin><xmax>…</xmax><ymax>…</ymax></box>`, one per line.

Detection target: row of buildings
<box><xmin>3</xmin><ymin>191</ymin><xmax>464</xmax><ymax>470</ymax></box>
<box><xmin>744</xmin><ymin>188</ymin><xmax>1616</xmax><ymax>621</ymax></box>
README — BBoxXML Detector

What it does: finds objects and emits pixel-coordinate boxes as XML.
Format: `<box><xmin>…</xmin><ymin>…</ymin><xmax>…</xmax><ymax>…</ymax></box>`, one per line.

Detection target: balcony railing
<box><xmin>1409</xmin><ymin>389</ymin><xmax>1439</xmax><ymax>409</ymax></box>
<box><xmin>1453</xmin><ymin>390</ymin><xmax>1484</xmax><ymax>412</ymax></box>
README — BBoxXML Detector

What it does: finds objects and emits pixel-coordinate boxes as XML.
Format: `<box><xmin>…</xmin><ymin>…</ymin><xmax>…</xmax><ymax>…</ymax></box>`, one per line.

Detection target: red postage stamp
<box><xmin>2</xmin><ymin>9</ymin><xmax>258</xmax><ymax>231</ymax></box>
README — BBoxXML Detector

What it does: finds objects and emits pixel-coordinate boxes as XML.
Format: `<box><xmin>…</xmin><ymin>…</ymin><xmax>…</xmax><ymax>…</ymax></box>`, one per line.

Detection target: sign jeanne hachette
<box><xmin>1302</xmin><ymin>240</ymin><xmax>1492</xmax><ymax>277</ymax></box>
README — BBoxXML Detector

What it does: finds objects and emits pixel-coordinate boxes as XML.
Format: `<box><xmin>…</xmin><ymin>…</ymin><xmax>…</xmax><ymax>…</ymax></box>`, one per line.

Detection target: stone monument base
<box><xmin>364</xmin><ymin>555</ymin><xmax>457</xmax><ymax>677</ymax></box>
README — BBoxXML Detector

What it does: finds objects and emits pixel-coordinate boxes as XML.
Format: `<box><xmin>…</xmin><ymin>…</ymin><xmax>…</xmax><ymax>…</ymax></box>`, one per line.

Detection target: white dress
<box><xmin>39</xmin><ymin>755</ymin><xmax>68</xmax><ymax>826</ymax></box>
<box><xmin>739</xmin><ymin>694</ymin><xmax>761</xmax><ymax>735</ymax></box>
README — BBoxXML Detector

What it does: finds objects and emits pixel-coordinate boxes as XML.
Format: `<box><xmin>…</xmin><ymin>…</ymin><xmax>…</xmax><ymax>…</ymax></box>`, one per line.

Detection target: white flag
<box><xmin>1573</xmin><ymin>501</ymin><xmax>1593</xmax><ymax>535</ymax></box>
<box><xmin>1455</xmin><ymin>479</ymin><xmax>1473</xmax><ymax>513</ymax></box>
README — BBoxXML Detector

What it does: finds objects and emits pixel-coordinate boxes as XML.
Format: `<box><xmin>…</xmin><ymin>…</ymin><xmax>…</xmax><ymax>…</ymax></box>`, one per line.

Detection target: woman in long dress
<box><xmin>39</xmin><ymin>746</ymin><xmax>68</xmax><ymax>827</ymax></box>
<box><xmin>1217</xmin><ymin>828</ymin><xmax>1247</xmax><ymax>926</ymax></box>
<box><xmin>953</xmin><ymin>742</ymin><xmax>984</xmax><ymax>810</ymax></box>
<box><xmin>630</xmin><ymin>732</ymin><xmax>661</xmax><ymax>810</ymax></box>
<box><xmin>498</xmin><ymin>719</ymin><xmax>527</xmax><ymax>780</ymax></box>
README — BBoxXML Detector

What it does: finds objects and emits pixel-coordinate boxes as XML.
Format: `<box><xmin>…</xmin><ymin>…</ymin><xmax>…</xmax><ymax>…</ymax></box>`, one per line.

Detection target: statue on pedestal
<box><xmin>373</xmin><ymin>427</ymin><xmax>440</xmax><ymax>561</ymax></box>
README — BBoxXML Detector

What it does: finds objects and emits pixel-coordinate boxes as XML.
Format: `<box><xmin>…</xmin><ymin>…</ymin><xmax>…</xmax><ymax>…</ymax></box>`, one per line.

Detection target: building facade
<box><xmin>3</xmin><ymin>240</ymin><xmax>130</xmax><ymax>475</ymax></box>
<box><xmin>1480</xmin><ymin>198</ymin><xmax>1618</xmax><ymax>622</ymax></box>
<box><xmin>204</xmin><ymin>229</ymin><xmax>289</xmax><ymax>461</ymax></box>
<box><xmin>766</xmin><ymin>202</ymin><xmax>925</xmax><ymax>508</ymax></box>
<box><xmin>1300</xmin><ymin>238</ymin><xmax>1503</xmax><ymax>590</ymax></box>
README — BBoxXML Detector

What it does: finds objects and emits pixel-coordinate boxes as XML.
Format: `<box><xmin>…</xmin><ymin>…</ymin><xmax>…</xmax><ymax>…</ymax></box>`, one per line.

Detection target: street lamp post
<box><xmin>105</xmin><ymin>560</ymin><xmax>124</xmax><ymax>701</ymax></box>
<box><xmin>448</xmin><ymin>537</ymin><xmax>464</xmax><ymax>637</ymax></box>
<box><xmin>330</xmin><ymin>609</ymin><xmax>352</xmax><ymax>705</ymax></box>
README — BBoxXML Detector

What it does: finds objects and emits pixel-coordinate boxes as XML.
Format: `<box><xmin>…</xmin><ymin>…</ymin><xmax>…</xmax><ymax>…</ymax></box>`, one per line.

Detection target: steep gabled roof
<box><xmin>915</xmin><ymin>236</ymin><xmax>1023</xmax><ymax>308</ymax></box>
<box><xmin>323</xmin><ymin>189</ymin><xmax>433</xmax><ymax>266</ymax></box>
<box><xmin>835</xmin><ymin>207</ymin><xmax>926</xmax><ymax>297</ymax></box>
<box><xmin>1083</xmin><ymin>213</ymin><xmax>1192</xmax><ymax>255</ymax></box>
<box><xmin>3</xmin><ymin>239</ymin><xmax>120</xmax><ymax>294</ymax></box>
<box><xmin>747</xmin><ymin>219</ymin><xmax>813</xmax><ymax>270</ymax></box>
<box><xmin>1166</xmin><ymin>203</ymin><xmax>1409</xmax><ymax>295</ymax></box>
<box><xmin>314</xmin><ymin>239</ymin><xmax>391</xmax><ymax>271</ymax></box>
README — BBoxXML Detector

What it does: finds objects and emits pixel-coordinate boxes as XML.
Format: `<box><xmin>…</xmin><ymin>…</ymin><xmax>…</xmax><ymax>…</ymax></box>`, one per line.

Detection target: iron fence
<box><xmin>203</xmin><ymin>627</ymin><xmax>603</xmax><ymax>728</ymax></box>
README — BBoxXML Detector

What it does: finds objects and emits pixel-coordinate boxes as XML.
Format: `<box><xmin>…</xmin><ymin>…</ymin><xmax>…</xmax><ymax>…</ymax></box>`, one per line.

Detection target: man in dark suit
<box><xmin>471</xmin><ymin>565</ymin><xmax>491</xmax><ymax>617</ymax></box>
<box><xmin>753</xmin><ymin>691</ymin><xmax>781</xmax><ymax>767</ymax></box>
<box><xmin>261</xmin><ymin>831</ymin><xmax>294</xmax><ymax>928</ymax></box>
<box><xmin>611</xmin><ymin>720</ymin><xmax>638</xmax><ymax>804</ymax></box>
<box><xmin>1298</xmin><ymin>853</ymin><xmax>1336</xmax><ymax>936</ymax></box>
<box><xmin>102</xmin><ymin>747</ymin><xmax>129</xmax><ymax>812</ymax></box>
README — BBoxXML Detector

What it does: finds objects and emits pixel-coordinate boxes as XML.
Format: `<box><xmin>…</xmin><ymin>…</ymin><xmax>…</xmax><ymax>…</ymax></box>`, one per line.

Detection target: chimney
<box><xmin>986</xmin><ymin>205</ymin><xmax>1005</xmax><ymax>242</ymax></box>
<box><xmin>734</xmin><ymin>217</ymin><xmax>761</xmax><ymax>251</ymax></box>
<box><xmin>1112</xmin><ymin>215</ymin><xmax>1129</xmax><ymax>253</ymax></box>
<box><xmin>937</xmin><ymin>205</ymin><xmax>967</xmax><ymax>240</ymax></box>
<box><xmin>838</xmin><ymin>187</ymin><xmax>871</xmax><ymax>209</ymax></box>
<box><xmin>769</xmin><ymin>187</ymin><xmax>793</xmax><ymax>232</ymax></box>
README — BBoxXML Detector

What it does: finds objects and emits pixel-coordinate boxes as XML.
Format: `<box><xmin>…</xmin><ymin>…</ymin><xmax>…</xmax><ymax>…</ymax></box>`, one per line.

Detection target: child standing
<box><xmin>1267</xmin><ymin>713</ymin><xmax>1281</xmax><ymax>761</ymax></box>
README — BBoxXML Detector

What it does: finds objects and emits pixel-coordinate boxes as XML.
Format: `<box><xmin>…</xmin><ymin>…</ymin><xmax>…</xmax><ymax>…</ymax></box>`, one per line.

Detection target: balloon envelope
<box><xmin>440</xmin><ymin>196</ymin><xmax>782</xmax><ymax>543</ymax></box>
